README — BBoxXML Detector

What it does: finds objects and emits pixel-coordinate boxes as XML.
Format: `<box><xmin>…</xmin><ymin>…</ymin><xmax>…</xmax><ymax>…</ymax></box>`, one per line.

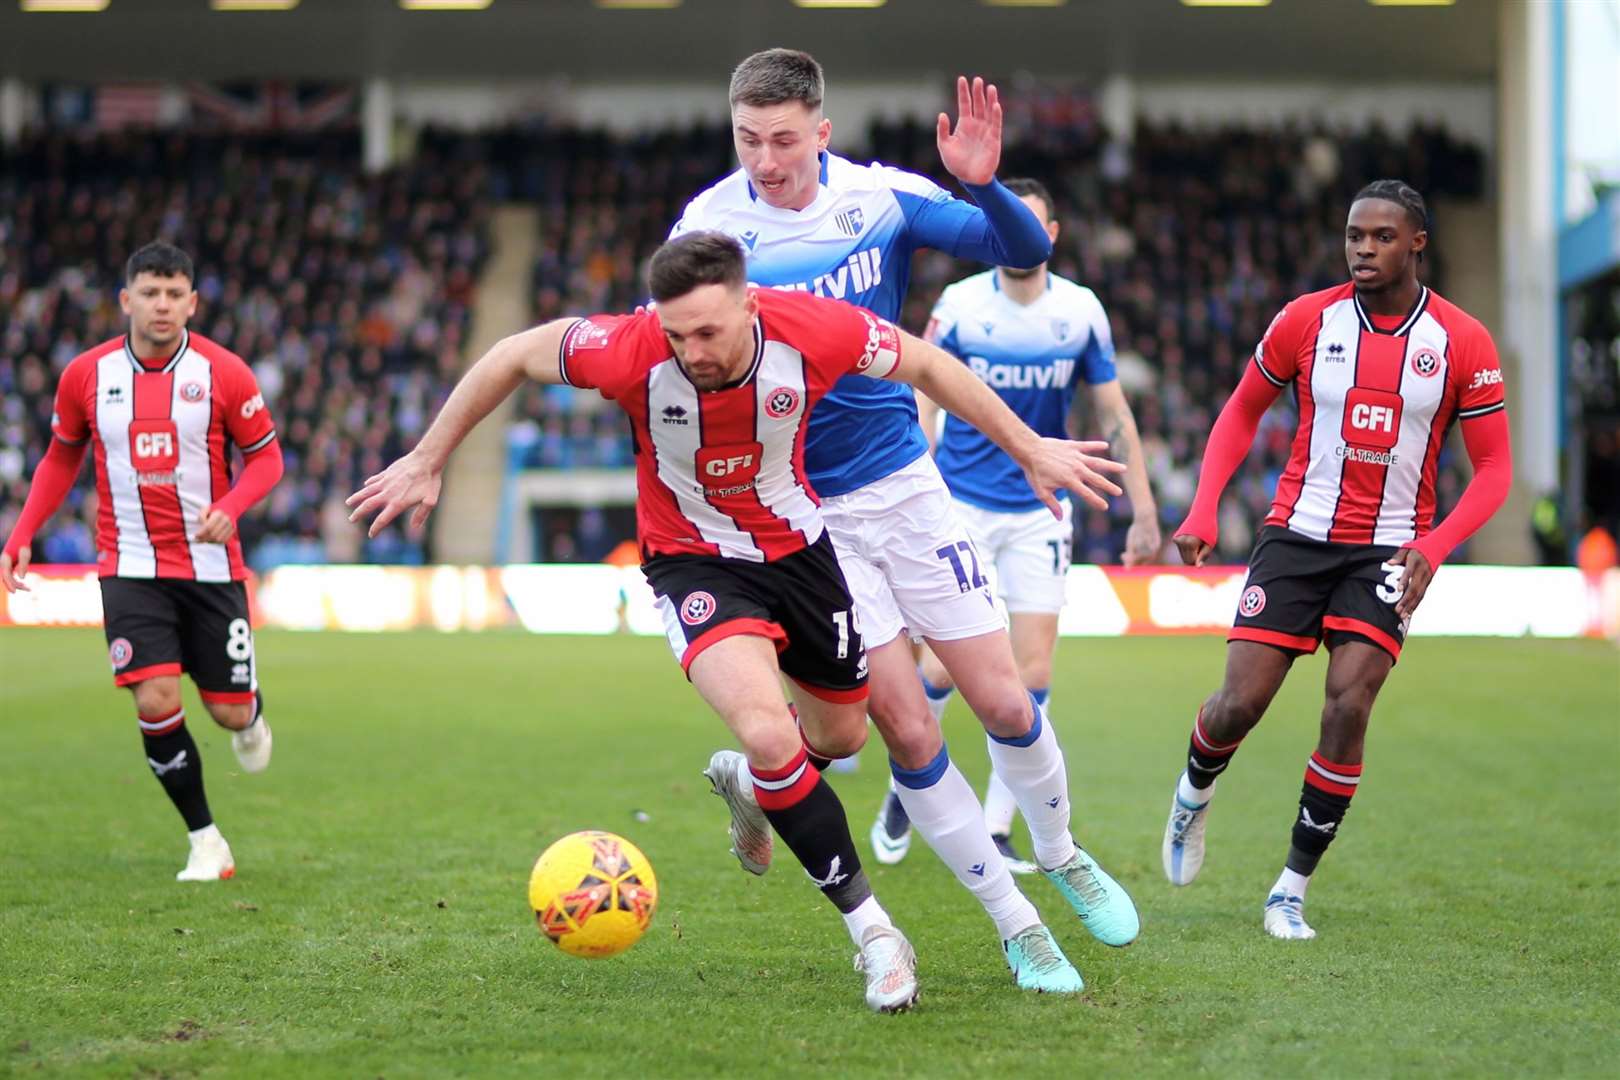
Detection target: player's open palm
<box><xmin>346</xmin><ymin>451</ymin><xmax>442</xmax><ymax>538</ymax></box>
<box><xmin>937</xmin><ymin>76</ymin><xmax>1002</xmax><ymax>187</ymax></box>
<box><xmin>0</xmin><ymin>547</ymin><xmax>32</xmax><ymax>593</ymax></box>
<box><xmin>1023</xmin><ymin>437</ymin><xmax>1124</xmax><ymax>516</ymax></box>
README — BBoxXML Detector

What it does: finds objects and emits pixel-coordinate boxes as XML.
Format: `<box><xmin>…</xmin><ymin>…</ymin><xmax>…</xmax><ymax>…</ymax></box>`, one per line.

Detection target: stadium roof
<box><xmin>0</xmin><ymin>0</ymin><xmax>1496</xmax><ymax>82</ymax></box>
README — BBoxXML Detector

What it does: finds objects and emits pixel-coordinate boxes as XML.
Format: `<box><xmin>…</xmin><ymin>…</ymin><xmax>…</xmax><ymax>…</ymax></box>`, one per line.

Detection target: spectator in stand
<box><xmin>0</xmin><ymin>130</ymin><xmax>491</xmax><ymax>570</ymax></box>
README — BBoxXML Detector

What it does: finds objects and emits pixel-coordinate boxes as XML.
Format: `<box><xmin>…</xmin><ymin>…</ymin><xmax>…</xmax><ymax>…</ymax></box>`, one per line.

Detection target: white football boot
<box><xmin>1263</xmin><ymin>892</ymin><xmax>1317</xmax><ymax>940</ymax></box>
<box><xmin>703</xmin><ymin>750</ymin><xmax>772</xmax><ymax>875</ymax></box>
<box><xmin>231</xmin><ymin>715</ymin><xmax>272</xmax><ymax>774</ymax></box>
<box><xmin>176</xmin><ymin>825</ymin><xmax>235</xmax><ymax>882</ymax></box>
<box><xmin>1162</xmin><ymin>775</ymin><xmax>1214</xmax><ymax>886</ymax></box>
<box><xmin>853</xmin><ymin>924</ymin><xmax>920</xmax><ymax>1013</ymax></box>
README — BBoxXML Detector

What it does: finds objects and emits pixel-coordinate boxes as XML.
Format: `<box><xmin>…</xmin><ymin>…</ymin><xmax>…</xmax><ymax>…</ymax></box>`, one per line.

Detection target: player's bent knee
<box><xmin>1204</xmin><ymin>688</ymin><xmax>1264</xmax><ymax>740</ymax></box>
<box><xmin>865</xmin><ymin>700</ymin><xmax>941</xmax><ymax>768</ymax></box>
<box><xmin>727</xmin><ymin>707</ymin><xmax>803</xmax><ymax>770</ymax></box>
<box><xmin>816</xmin><ymin>720</ymin><xmax>868</xmax><ymax>758</ymax></box>
<box><xmin>130</xmin><ymin>677</ymin><xmax>182</xmax><ymax>717</ymax></box>
<box><xmin>1319</xmin><ymin>691</ymin><xmax>1373</xmax><ymax>744</ymax></box>
<box><xmin>968</xmin><ymin>690</ymin><xmax>1034</xmax><ymax>741</ymax></box>
<box><xmin>204</xmin><ymin>700</ymin><xmax>254</xmax><ymax>731</ymax></box>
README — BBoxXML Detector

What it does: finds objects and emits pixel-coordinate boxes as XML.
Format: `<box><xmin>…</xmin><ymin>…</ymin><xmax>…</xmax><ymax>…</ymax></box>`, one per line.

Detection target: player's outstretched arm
<box><xmin>1</xmin><ymin>437</ymin><xmax>89</xmax><ymax>593</ymax></box>
<box><xmin>1172</xmin><ymin>361</ymin><xmax>1282</xmax><ymax>566</ymax></box>
<box><xmin>1089</xmin><ymin>379</ymin><xmax>1161</xmax><ymax>565</ymax></box>
<box><xmin>886</xmin><ymin>329</ymin><xmax>1123</xmax><ymax>516</ymax></box>
<box><xmin>347</xmin><ymin>320</ymin><xmax>572</xmax><ymax>537</ymax></box>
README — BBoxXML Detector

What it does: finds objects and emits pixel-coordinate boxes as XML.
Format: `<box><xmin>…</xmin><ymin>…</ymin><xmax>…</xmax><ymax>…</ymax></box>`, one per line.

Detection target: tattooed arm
<box><xmin>1086</xmin><ymin>379</ymin><xmax>1161</xmax><ymax>565</ymax></box>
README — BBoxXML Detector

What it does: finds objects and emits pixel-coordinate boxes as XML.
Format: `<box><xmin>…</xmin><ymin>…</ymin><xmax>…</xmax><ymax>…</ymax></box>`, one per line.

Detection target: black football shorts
<box><xmin>1229</xmin><ymin>526</ymin><xmax>1409</xmax><ymax>662</ymax></box>
<box><xmin>643</xmin><ymin>533</ymin><xmax>868</xmax><ymax>701</ymax></box>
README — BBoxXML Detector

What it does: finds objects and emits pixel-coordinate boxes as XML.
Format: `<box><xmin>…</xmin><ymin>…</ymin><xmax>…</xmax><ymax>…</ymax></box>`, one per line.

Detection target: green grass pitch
<box><xmin>1</xmin><ymin>629</ymin><xmax>1616</xmax><ymax>1078</ymax></box>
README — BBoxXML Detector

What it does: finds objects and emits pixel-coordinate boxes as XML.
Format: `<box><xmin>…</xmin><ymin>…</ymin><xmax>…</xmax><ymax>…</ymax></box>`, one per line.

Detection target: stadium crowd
<box><xmin>0</xmin><ymin>129</ymin><xmax>490</xmax><ymax>568</ymax></box>
<box><xmin>499</xmin><ymin>110</ymin><xmax>1486</xmax><ymax>564</ymax></box>
<box><xmin>2</xmin><ymin>110</ymin><xmax>1491</xmax><ymax>569</ymax></box>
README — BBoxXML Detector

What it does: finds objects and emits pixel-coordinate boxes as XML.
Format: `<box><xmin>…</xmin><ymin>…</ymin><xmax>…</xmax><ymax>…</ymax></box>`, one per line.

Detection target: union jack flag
<box><xmin>185</xmin><ymin>81</ymin><xmax>357</xmax><ymax>131</ymax></box>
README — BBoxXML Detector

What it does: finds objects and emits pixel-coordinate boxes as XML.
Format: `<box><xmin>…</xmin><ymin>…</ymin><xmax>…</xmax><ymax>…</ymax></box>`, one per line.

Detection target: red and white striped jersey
<box><xmin>50</xmin><ymin>330</ymin><xmax>277</xmax><ymax>582</ymax></box>
<box><xmin>1254</xmin><ymin>282</ymin><xmax>1506</xmax><ymax>546</ymax></box>
<box><xmin>558</xmin><ymin>289</ymin><xmax>904</xmax><ymax>562</ymax></box>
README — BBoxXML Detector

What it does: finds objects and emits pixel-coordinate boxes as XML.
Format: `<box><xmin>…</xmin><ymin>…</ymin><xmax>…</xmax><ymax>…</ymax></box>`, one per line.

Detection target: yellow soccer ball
<box><xmin>529</xmin><ymin>830</ymin><xmax>658</xmax><ymax>958</ymax></box>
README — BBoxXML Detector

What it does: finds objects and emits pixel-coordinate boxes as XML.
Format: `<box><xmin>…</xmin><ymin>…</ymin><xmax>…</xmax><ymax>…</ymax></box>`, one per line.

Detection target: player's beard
<box><xmin>1001</xmin><ymin>265</ymin><xmax>1042</xmax><ymax>281</ymax></box>
<box><xmin>681</xmin><ymin>352</ymin><xmax>746</xmax><ymax>392</ymax></box>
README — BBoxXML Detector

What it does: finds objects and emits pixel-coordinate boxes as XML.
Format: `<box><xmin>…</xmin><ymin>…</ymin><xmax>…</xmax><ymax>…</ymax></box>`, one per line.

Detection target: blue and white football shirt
<box><xmin>929</xmin><ymin>269</ymin><xmax>1117</xmax><ymax>513</ymax></box>
<box><xmin>672</xmin><ymin>151</ymin><xmax>1049</xmax><ymax>497</ymax></box>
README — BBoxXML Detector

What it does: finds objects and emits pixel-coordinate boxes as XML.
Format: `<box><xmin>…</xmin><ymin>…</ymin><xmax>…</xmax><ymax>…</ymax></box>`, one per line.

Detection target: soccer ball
<box><xmin>529</xmin><ymin>830</ymin><xmax>658</xmax><ymax>958</ymax></box>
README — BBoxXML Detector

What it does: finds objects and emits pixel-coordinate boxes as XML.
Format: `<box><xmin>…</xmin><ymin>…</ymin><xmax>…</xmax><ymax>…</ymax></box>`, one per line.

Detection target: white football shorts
<box><xmin>952</xmin><ymin>496</ymin><xmax>1074</xmax><ymax>616</ymax></box>
<box><xmin>819</xmin><ymin>453</ymin><xmax>1005</xmax><ymax>649</ymax></box>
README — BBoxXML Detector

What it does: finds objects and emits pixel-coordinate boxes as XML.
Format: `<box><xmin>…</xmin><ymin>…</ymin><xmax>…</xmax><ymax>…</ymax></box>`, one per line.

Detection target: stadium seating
<box><xmin>1</xmin><ymin>116</ymin><xmax>1487</xmax><ymax>568</ymax></box>
<box><xmin>503</xmin><ymin>114</ymin><xmax>1486</xmax><ymax>564</ymax></box>
<box><xmin>0</xmin><ymin>129</ymin><xmax>491</xmax><ymax>568</ymax></box>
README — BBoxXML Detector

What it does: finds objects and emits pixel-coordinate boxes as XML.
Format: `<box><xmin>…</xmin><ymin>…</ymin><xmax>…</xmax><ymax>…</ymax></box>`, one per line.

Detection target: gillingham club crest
<box><xmin>680</xmin><ymin>591</ymin><xmax>717</xmax><ymax>626</ymax></box>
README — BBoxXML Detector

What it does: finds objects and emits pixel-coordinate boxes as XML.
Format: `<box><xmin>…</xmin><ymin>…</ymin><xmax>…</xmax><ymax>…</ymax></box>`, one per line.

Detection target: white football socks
<box><xmin>1178</xmin><ymin>770</ymin><xmax>1213</xmax><ymax>806</ymax></box>
<box><xmin>892</xmin><ymin>749</ymin><xmax>1042</xmax><ymax>940</ymax></box>
<box><xmin>982</xmin><ymin>769</ymin><xmax>1019</xmax><ymax>837</ymax></box>
<box><xmin>188</xmin><ymin>823</ymin><xmax>223</xmax><ymax>845</ymax></box>
<box><xmin>1273</xmin><ymin>866</ymin><xmax>1311</xmax><ymax>900</ymax></box>
<box><xmin>841</xmin><ymin>894</ymin><xmax>895</xmax><ymax>947</ymax></box>
<box><xmin>985</xmin><ymin>696</ymin><xmax>1077</xmax><ymax>871</ymax></box>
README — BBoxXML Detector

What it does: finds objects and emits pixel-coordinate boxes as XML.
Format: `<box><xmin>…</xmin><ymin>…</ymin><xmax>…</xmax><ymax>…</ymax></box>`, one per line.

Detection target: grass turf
<box><xmin>1</xmin><ymin>629</ymin><xmax>1616</xmax><ymax>1078</ymax></box>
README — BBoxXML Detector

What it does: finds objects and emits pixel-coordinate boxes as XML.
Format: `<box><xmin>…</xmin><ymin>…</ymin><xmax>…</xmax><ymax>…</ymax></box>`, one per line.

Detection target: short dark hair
<box><xmin>125</xmin><ymin>241</ymin><xmax>194</xmax><ymax>286</ymax></box>
<box><xmin>729</xmin><ymin>48</ymin><xmax>824</xmax><ymax>111</ymax></box>
<box><xmin>1003</xmin><ymin>177</ymin><xmax>1057</xmax><ymax>220</ymax></box>
<box><xmin>1352</xmin><ymin>179</ymin><xmax>1428</xmax><ymax>232</ymax></box>
<box><xmin>647</xmin><ymin>232</ymin><xmax>748</xmax><ymax>304</ymax></box>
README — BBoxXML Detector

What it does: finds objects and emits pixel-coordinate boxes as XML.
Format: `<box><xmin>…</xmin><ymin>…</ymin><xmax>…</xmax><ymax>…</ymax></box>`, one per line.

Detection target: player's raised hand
<box><xmin>1173</xmin><ymin>533</ymin><xmax>1213</xmax><ymax>567</ymax></box>
<box><xmin>1122</xmin><ymin>516</ymin><xmax>1163</xmax><ymax>567</ymax></box>
<box><xmin>937</xmin><ymin>76</ymin><xmax>1002</xmax><ymax>187</ymax></box>
<box><xmin>346</xmin><ymin>451</ymin><xmax>443</xmax><ymax>538</ymax></box>
<box><xmin>193</xmin><ymin>508</ymin><xmax>236</xmax><ymax>545</ymax></box>
<box><xmin>0</xmin><ymin>547</ymin><xmax>32</xmax><ymax>593</ymax></box>
<box><xmin>1021</xmin><ymin>437</ymin><xmax>1124</xmax><ymax>516</ymax></box>
<box><xmin>1386</xmin><ymin>546</ymin><xmax>1433</xmax><ymax>620</ymax></box>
